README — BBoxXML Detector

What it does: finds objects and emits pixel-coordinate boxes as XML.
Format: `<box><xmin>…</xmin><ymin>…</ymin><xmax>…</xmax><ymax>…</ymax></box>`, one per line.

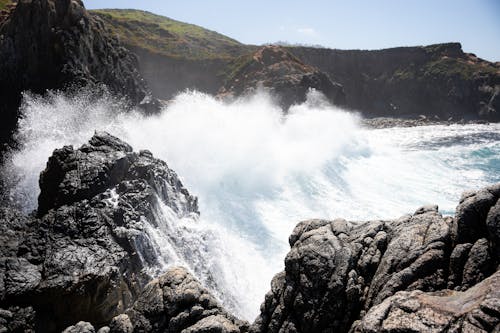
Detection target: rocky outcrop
<box><xmin>351</xmin><ymin>270</ymin><xmax>500</xmax><ymax>332</ymax></box>
<box><xmin>290</xmin><ymin>43</ymin><xmax>500</xmax><ymax>121</ymax></box>
<box><xmin>251</xmin><ymin>184</ymin><xmax>500</xmax><ymax>333</ymax></box>
<box><xmin>108</xmin><ymin>267</ymin><xmax>247</xmax><ymax>333</ymax></box>
<box><xmin>218</xmin><ymin>45</ymin><xmax>345</xmax><ymax>109</ymax></box>
<box><xmin>0</xmin><ymin>0</ymin><xmax>157</xmax><ymax>152</ymax></box>
<box><xmin>0</xmin><ymin>132</ymin><xmax>198</xmax><ymax>332</ymax></box>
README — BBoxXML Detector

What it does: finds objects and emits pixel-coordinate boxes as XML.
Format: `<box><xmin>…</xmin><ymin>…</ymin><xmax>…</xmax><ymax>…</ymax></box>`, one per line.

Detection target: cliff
<box><xmin>290</xmin><ymin>43</ymin><xmax>500</xmax><ymax>121</ymax></box>
<box><xmin>0</xmin><ymin>0</ymin><xmax>157</xmax><ymax>153</ymax></box>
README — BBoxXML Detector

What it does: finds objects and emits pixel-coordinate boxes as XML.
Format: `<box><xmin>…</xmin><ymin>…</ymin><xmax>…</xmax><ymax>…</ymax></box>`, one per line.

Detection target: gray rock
<box><xmin>0</xmin><ymin>306</ymin><xmax>35</xmax><ymax>333</ymax></box>
<box><xmin>62</xmin><ymin>322</ymin><xmax>96</xmax><ymax>333</ymax></box>
<box><xmin>351</xmin><ymin>270</ymin><xmax>500</xmax><ymax>333</ymax></box>
<box><xmin>114</xmin><ymin>267</ymin><xmax>248</xmax><ymax>333</ymax></box>
<box><xmin>0</xmin><ymin>132</ymin><xmax>198</xmax><ymax>332</ymax></box>
<box><xmin>453</xmin><ymin>183</ymin><xmax>500</xmax><ymax>244</ymax></box>
<box><xmin>251</xmin><ymin>185</ymin><xmax>500</xmax><ymax>333</ymax></box>
<box><xmin>0</xmin><ymin>0</ymin><xmax>159</xmax><ymax>154</ymax></box>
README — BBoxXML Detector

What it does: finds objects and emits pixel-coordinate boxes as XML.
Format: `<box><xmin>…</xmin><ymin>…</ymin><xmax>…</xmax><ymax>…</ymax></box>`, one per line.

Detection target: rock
<box><xmin>251</xmin><ymin>187</ymin><xmax>500</xmax><ymax>333</ymax></box>
<box><xmin>453</xmin><ymin>183</ymin><xmax>500</xmax><ymax>244</ymax></box>
<box><xmin>112</xmin><ymin>267</ymin><xmax>248</xmax><ymax>333</ymax></box>
<box><xmin>109</xmin><ymin>315</ymin><xmax>133</xmax><ymax>333</ymax></box>
<box><xmin>0</xmin><ymin>306</ymin><xmax>36</xmax><ymax>333</ymax></box>
<box><xmin>62</xmin><ymin>322</ymin><xmax>96</xmax><ymax>333</ymax></box>
<box><xmin>218</xmin><ymin>45</ymin><xmax>345</xmax><ymax>110</ymax></box>
<box><xmin>0</xmin><ymin>132</ymin><xmax>198</xmax><ymax>332</ymax></box>
<box><xmin>0</xmin><ymin>0</ymin><xmax>158</xmax><ymax>153</ymax></box>
<box><xmin>351</xmin><ymin>270</ymin><xmax>500</xmax><ymax>333</ymax></box>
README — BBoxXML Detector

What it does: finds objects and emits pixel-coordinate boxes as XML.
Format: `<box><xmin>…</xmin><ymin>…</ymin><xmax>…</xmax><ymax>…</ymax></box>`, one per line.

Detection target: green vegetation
<box><xmin>90</xmin><ymin>9</ymin><xmax>252</xmax><ymax>60</ymax></box>
<box><xmin>423</xmin><ymin>57</ymin><xmax>498</xmax><ymax>80</ymax></box>
<box><xmin>0</xmin><ymin>0</ymin><xmax>12</xmax><ymax>11</ymax></box>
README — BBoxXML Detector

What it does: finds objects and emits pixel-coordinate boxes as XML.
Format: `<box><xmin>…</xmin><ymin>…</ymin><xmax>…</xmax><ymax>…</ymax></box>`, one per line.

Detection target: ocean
<box><xmin>4</xmin><ymin>89</ymin><xmax>499</xmax><ymax>321</ymax></box>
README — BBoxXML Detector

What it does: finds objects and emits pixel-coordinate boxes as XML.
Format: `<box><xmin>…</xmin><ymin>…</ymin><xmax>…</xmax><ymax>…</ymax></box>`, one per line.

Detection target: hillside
<box><xmin>91</xmin><ymin>9</ymin><xmax>251</xmax><ymax>60</ymax></box>
<box><xmin>90</xmin><ymin>9</ymin><xmax>255</xmax><ymax>99</ymax></box>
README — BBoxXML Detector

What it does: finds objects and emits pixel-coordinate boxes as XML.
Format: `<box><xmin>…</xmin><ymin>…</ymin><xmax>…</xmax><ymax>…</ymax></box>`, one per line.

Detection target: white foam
<box><xmin>4</xmin><ymin>88</ymin><xmax>499</xmax><ymax>320</ymax></box>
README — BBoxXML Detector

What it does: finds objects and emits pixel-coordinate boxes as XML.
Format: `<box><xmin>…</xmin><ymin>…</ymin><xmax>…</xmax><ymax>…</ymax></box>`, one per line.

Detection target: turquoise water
<box><xmin>5</xmin><ymin>90</ymin><xmax>500</xmax><ymax>320</ymax></box>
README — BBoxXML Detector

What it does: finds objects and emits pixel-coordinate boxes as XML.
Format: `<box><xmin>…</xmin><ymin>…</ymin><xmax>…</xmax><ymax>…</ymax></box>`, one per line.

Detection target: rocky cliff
<box><xmin>290</xmin><ymin>43</ymin><xmax>500</xmax><ymax>121</ymax></box>
<box><xmin>218</xmin><ymin>45</ymin><xmax>346</xmax><ymax>109</ymax></box>
<box><xmin>0</xmin><ymin>132</ymin><xmax>198</xmax><ymax>332</ymax></box>
<box><xmin>251</xmin><ymin>185</ymin><xmax>500</xmax><ymax>332</ymax></box>
<box><xmin>0</xmin><ymin>132</ymin><xmax>498</xmax><ymax>333</ymax></box>
<box><xmin>0</xmin><ymin>0</ymin><xmax>157</xmax><ymax>153</ymax></box>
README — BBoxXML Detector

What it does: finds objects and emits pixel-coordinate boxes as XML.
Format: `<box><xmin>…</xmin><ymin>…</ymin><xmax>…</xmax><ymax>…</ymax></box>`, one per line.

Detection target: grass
<box><xmin>0</xmin><ymin>0</ymin><xmax>12</xmax><ymax>11</ymax></box>
<box><xmin>90</xmin><ymin>9</ymin><xmax>251</xmax><ymax>60</ymax></box>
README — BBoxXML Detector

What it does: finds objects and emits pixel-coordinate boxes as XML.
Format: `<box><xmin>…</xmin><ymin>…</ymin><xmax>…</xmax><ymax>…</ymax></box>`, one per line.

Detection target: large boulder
<box><xmin>0</xmin><ymin>132</ymin><xmax>198</xmax><ymax>332</ymax></box>
<box><xmin>0</xmin><ymin>0</ymin><xmax>157</xmax><ymax>152</ymax></box>
<box><xmin>251</xmin><ymin>185</ymin><xmax>500</xmax><ymax>333</ymax></box>
<box><xmin>352</xmin><ymin>270</ymin><xmax>500</xmax><ymax>332</ymax></box>
<box><xmin>218</xmin><ymin>45</ymin><xmax>345</xmax><ymax>110</ymax></box>
<box><xmin>108</xmin><ymin>267</ymin><xmax>248</xmax><ymax>333</ymax></box>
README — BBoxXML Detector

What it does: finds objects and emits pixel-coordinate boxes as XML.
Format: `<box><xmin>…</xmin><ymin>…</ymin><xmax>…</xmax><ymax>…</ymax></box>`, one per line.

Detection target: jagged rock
<box><xmin>218</xmin><ymin>45</ymin><xmax>345</xmax><ymax>109</ymax></box>
<box><xmin>0</xmin><ymin>0</ymin><xmax>158</xmax><ymax>152</ymax></box>
<box><xmin>0</xmin><ymin>132</ymin><xmax>198</xmax><ymax>332</ymax></box>
<box><xmin>110</xmin><ymin>267</ymin><xmax>247</xmax><ymax>333</ymax></box>
<box><xmin>62</xmin><ymin>322</ymin><xmax>96</xmax><ymax>333</ymax></box>
<box><xmin>351</xmin><ymin>270</ymin><xmax>500</xmax><ymax>333</ymax></box>
<box><xmin>251</xmin><ymin>184</ymin><xmax>500</xmax><ymax>333</ymax></box>
<box><xmin>0</xmin><ymin>306</ymin><xmax>36</xmax><ymax>333</ymax></box>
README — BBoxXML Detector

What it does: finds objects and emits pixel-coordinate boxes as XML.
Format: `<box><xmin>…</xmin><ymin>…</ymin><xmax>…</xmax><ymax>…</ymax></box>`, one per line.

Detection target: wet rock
<box><xmin>0</xmin><ymin>0</ymin><xmax>158</xmax><ymax>153</ymax></box>
<box><xmin>0</xmin><ymin>306</ymin><xmax>36</xmax><ymax>333</ymax></box>
<box><xmin>251</xmin><ymin>188</ymin><xmax>500</xmax><ymax>333</ymax></box>
<box><xmin>113</xmin><ymin>267</ymin><xmax>247</xmax><ymax>333</ymax></box>
<box><xmin>62</xmin><ymin>322</ymin><xmax>96</xmax><ymax>333</ymax></box>
<box><xmin>0</xmin><ymin>132</ymin><xmax>198</xmax><ymax>332</ymax></box>
<box><xmin>351</xmin><ymin>270</ymin><xmax>500</xmax><ymax>333</ymax></box>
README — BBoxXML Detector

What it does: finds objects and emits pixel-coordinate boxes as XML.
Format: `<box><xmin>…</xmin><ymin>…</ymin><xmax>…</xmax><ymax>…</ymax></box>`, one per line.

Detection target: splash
<box><xmin>4</xmin><ymin>88</ymin><xmax>500</xmax><ymax>320</ymax></box>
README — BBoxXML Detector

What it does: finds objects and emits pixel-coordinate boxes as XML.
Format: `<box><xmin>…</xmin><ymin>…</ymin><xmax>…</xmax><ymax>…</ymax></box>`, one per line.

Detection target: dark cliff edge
<box><xmin>289</xmin><ymin>43</ymin><xmax>500</xmax><ymax>121</ymax></box>
<box><xmin>0</xmin><ymin>132</ymin><xmax>498</xmax><ymax>332</ymax></box>
<box><xmin>0</xmin><ymin>0</ymin><xmax>158</xmax><ymax>154</ymax></box>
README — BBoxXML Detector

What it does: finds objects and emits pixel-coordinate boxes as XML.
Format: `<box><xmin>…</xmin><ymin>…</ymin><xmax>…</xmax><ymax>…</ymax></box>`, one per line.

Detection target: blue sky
<box><xmin>84</xmin><ymin>0</ymin><xmax>500</xmax><ymax>61</ymax></box>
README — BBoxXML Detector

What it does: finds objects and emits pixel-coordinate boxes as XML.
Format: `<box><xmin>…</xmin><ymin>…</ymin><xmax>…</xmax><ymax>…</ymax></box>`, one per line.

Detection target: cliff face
<box><xmin>0</xmin><ymin>132</ymin><xmax>198</xmax><ymax>332</ymax></box>
<box><xmin>290</xmin><ymin>43</ymin><xmax>500</xmax><ymax>120</ymax></box>
<box><xmin>0</xmin><ymin>0</ymin><xmax>156</xmax><ymax>152</ymax></box>
<box><xmin>218</xmin><ymin>45</ymin><xmax>346</xmax><ymax>109</ymax></box>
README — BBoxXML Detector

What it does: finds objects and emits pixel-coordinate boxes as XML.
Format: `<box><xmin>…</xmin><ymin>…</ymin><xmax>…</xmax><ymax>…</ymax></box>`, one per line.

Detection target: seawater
<box><xmin>4</xmin><ymin>89</ymin><xmax>500</xmax><ymax>321</ymax></box>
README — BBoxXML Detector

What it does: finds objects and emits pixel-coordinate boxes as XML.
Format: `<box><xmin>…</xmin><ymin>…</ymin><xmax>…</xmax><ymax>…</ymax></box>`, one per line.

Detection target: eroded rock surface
<box><xmin>0</xmin><ymin>132</ymin><xmax>198</xmax><ymax>332</ymax></box>
<box><xmin>0</xmin><ymin>0</ymin><xmax>157</xmax><ymax>151</ymax></box>
<box><xmin>251</xmin><ymin>184</ymin><xmax>500</xmax><ymax>333</ymax></box>
<box><xmin>108</xmin><ymin>267</ymin><xmax>248</xmax><ymax>333</ymax></box>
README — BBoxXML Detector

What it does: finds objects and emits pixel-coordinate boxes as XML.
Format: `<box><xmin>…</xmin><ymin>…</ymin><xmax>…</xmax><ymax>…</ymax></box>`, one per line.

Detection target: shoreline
<box><xmin>361</xmin><ymin>116</ymin><xmax>494</xmax><ymax>129</ymax></box>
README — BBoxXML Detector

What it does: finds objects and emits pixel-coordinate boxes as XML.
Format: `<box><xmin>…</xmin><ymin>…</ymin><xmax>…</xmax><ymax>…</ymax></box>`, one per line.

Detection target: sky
<box><xmin>84</xmin><ymin>0</ymin><xmax>500</xmax><ymax>61</ymax></box>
